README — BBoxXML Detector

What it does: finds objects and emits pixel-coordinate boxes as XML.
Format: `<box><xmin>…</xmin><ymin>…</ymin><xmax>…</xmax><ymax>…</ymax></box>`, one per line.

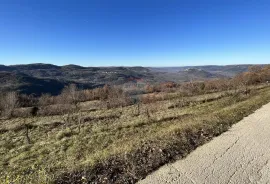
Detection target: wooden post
<box><xmin>25</xmin><ymin>124</ymin><xmax>31</xmax><ymax>144</ymax></box>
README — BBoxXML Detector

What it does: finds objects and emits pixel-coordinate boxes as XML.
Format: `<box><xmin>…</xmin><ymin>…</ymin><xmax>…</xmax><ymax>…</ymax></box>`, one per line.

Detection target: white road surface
<box><xmin>138</xmin><ymin>103</ymin><xmax>270</xmax><ymax>184</ymax></box>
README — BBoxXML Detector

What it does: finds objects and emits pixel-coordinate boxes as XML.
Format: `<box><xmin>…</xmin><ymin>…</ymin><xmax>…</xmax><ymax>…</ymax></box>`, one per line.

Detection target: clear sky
<box><xmin>0</xmin><ymin>0</ymin><xmax>270</xmax><ymax>66</ymax></box>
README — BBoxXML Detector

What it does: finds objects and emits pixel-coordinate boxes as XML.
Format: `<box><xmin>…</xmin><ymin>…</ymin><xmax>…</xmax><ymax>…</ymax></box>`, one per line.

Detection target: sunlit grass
<box><xmin>1</xmin><ymin>85</ymin><xmax>270</xmax><ymax>183</ymax></box>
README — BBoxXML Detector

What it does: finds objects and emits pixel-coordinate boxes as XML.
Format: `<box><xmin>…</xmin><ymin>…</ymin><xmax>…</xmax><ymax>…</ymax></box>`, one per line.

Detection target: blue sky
<box><xmin>0</xmin><ymin>0</ymin><xmax>270</xmax><ymax>66</ymax></box>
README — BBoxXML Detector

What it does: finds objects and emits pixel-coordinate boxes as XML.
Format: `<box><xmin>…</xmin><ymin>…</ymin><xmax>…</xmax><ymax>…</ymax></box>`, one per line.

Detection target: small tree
<box><xmin>60</xmin><ymin>84</ymin><xmax>82</xmax><ymax>133</ymax></box>
<box><xmin>38</xmin><ymin>93</ymin><xmax>53</xmax><ymax>106</ymax></box>
<box><xmin>61</xmin><ymin>84</ymin><xmax>80</xmax><ymax>109</ymax></box>
<box><xmin>1</xmin><ymin>92</ymin><xmax>19</xmax><ymax>118</ymax></box>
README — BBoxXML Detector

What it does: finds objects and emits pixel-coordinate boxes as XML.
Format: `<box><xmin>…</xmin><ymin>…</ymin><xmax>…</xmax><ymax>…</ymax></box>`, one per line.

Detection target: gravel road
<box><xmin>138</xmin><ymin>103</ymin><xmax>270</xmax><ymax>184</ymax></box>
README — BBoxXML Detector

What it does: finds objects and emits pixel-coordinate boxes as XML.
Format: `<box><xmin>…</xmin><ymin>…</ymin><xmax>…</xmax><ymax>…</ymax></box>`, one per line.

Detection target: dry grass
<box><xmin>1</xmin><ymin>85</ymin><xmax>270</xmax><ymax>183</ymax></box>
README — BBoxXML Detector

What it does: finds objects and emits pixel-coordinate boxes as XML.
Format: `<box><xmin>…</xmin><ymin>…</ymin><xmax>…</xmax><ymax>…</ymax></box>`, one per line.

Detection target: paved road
<box><xmin>138</xmin><ymin>103</ymin><xmax>270</xmax><ymax>184</ymax></box>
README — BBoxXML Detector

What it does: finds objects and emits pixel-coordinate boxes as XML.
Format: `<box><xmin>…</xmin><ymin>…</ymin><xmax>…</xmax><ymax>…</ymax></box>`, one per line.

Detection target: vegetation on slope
<box><xmin>1</xmin><ymin>63</ymin><xmax>263</xmax><ymax>96</ymax></box>
<box><xmin>0</xmin><ymin>65</ymin><xmax>270</xmax><ymax>183</ymax></box>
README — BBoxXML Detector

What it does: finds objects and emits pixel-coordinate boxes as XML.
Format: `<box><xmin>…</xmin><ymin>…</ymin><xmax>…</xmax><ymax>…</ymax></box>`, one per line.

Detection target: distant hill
<box><xmin>0</xmin><ymin>71</ymin><xmax>103</xmax><ymax>96</ymax></box>
<box><xmin>152</xmin><ymin>68</ymin><xmax>226</xmax><ymax>83</ymax></box>
<box><xmin>0</xmin><ymin>65</ymin><xmax>13</xmax><ymax>71</ymax></box>
<box><xmin>0</xmin><ymin>64</ymin><xmax>156</xmax><ymax>95</ymax></box>
<box><xmin>149</xmin><ymin>64</ymin><xmax>265</xmax><ymax>77</ymax></box>
<box><xmin>180</xmin><ymin>68</ymin><xmax>225</xmax><ymax>80</ymax></box>
<box><xmin>0</xmin><ymin>63</ymin><xmax>265</xmax><ymax>95</ymax></box>
<box><xmin>0</xmin><ymin>64</ymin><xmax>153</xmax><ymax>83</ymax></box>
<box><xmin>0</xmin><ymin>71</ymin><xmax>66</xmax><ymax>95</ymax></box>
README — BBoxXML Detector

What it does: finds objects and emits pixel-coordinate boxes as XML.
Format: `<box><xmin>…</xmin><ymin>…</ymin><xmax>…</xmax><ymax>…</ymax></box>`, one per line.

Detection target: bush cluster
<box><xmin>1</xmin><ymin>65</ymin><xmax>269</xmax><ymax>118</ymax></box>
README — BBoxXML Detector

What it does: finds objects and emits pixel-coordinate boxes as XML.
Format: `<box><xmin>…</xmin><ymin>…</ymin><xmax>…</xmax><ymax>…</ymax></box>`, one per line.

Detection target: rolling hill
<box><xmin>148</xmin><ymin>64</ymin><xmax>262</xmax><ymax>77</ymax></box>
<box><xmin>0</xmin><ymin>63</ymin><xmax>261</xmax><ymax>95</ymax></box>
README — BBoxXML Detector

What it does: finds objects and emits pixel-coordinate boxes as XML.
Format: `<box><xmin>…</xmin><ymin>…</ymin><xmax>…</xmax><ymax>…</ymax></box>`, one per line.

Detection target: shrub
<box><xmin>56</xmin><ymin>129</ymin><xmax>74</xmax><ymax>140</ymax></box>
<box><xmin>0</xmin><ymin>92</ymin><xmax>19</xmax><ymax>118</ymax></box>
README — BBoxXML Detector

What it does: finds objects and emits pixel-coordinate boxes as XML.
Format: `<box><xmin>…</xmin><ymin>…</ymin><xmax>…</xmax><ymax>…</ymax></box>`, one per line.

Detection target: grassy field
<box><xmin>1</xmin><ymin>85</ymin><xmax>270</xmax><ymax>183</ymax></box>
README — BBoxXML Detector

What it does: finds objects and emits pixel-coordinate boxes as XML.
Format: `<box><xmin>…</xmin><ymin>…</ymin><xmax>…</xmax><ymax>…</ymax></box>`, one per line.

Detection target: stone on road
<box><xmin>138</xmin><ymin>103</ymin><xmax>270</xmax><ymax>184</ymax></box>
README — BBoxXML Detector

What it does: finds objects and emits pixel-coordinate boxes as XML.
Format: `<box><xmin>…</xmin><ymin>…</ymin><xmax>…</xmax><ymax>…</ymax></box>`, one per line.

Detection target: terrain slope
<box><xmin>138</xmin><ymin>102</ymin><xmax>270</xmax><ymax>184</ymax></box>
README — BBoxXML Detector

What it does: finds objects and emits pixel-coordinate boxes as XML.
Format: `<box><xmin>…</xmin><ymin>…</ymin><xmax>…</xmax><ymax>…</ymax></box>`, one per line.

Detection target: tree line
<box><xmin>0</xmin><ymin>65</ymin><xmax>269</xmax><ymax>119</ymax></box>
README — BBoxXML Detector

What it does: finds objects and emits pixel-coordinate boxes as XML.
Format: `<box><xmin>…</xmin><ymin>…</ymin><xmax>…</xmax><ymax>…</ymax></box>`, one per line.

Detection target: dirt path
<box><xmin>138</xmin><ymin>103</ymin><xmax>270</xmax><ymax>184</ymax></box>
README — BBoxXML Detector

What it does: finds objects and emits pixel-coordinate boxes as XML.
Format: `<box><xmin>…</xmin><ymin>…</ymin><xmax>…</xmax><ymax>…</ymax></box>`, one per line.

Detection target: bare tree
<box><xmin>1</xmin><ymin>92</ymin><xmax>19</xmax><ymax>118</ymax></box>
<box><xmin>60</xmin><ymin>84</ymin><xmax>83</xmax><ymax>133</ymax></box>
<box><xmin>63</xmin><ymin>84</ymin><xmax>80</xmax><ymax>107</ymax></box>
<box><xmin>38</xmin><ymin>93</ymin><xmax>53</xmax><ymax>106</ymax></box>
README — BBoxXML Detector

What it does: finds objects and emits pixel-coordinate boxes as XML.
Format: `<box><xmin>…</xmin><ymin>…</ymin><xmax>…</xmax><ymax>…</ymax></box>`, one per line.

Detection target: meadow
<box><xmin>1</xmin><ymin>66</ymin><xmax>270</xmax><ymax>183</ymax></box>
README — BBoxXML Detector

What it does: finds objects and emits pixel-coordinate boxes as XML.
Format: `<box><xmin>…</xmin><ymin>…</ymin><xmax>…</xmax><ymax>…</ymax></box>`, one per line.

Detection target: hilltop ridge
<box><xmin>0</xmin><ymin>63</ymin><xmax>258</xmax><ymax>95</ymax></box>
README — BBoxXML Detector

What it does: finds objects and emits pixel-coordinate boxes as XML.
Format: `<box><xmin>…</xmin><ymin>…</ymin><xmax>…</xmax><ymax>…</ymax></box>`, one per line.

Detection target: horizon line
<box><xmin>2</xmin><ymin>62</ymin><xmax>267</xmax><ymax>68</ymax></box>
